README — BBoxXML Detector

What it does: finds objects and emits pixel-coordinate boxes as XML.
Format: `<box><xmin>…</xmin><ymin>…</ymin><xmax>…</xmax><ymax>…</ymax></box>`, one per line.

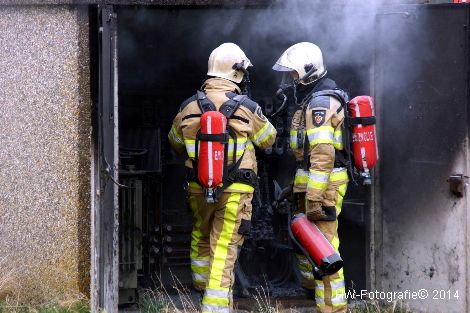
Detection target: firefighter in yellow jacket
<box><xmin>168</xmin><ymin>43</ymin><xmax>276</xmax><ymax>313</ymax></box>
<box><xmin>273</xmin><ymin>42</ymin><xmax>349</xmax><ymax>313</ymax></box>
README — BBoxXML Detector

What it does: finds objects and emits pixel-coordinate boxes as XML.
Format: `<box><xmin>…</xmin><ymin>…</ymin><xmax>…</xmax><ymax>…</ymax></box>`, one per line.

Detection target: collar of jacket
<box><xmin>297</xmin><ymin>77</ymin><xmax>337</xmax><ymax>102</ymax></box>
<box><xmin>202</xmin><ymin>77</ymin><xmax>242</xmax><ymax>94</ymax></box>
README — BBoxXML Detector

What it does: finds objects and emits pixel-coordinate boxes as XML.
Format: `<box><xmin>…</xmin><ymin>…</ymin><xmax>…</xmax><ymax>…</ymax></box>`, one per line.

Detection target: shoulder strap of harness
<box><xmin>308</xmin><ymin>89</ymin><xmax>349</xmax><ymax>113</ymax></box>
<box><xmin>219</xmin><ymin>93</ymin><xmax>246</xmax><ymax>119</ymax></box>
<box><xmin>193</xmin><ymin>91</ymin><xmax>255</xmax><ymax>200</ymax></box>
<box><xmin>196</xmin><ymin>90</ymin><xmax>217</xmax><ymax>113</ymax></box>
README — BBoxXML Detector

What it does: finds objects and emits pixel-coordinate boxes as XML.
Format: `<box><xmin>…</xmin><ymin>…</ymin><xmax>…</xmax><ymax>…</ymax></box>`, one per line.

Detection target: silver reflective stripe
<box><xmin>308</xmin><ymin>130</ymin><xmax>334</xmax><ymax>142</ymax></box>
<box><xmin>298</xmin><ymin>257</ymin><xmax>310</xmax><ymax>266</ymax></box>
<box><xmin>227</xmin><ymin>141</ymin><xmax>247</xmax><ymax>153</ymax></box>
<box><xmin>192</xmin><ymin>273</ymin><xmax>208</xmax><ymax>282</ymax></box>
<box><xmin>186</xmin><ymin>144</ymin><xmax>195</xmax><ymax>154</ymax></box>
<box><xmin>254</xmin><ymin>123</ymin><xmax>274</xmax><ymax>144</ymax></box>
<box><xmin>296</xmin><ymin>169</ymin><xmax>308</xmax><ymax>177</ymax></box>
<box><xmin>332</xmin><ymin>167</ymin><xmax>346</xmax><ymax>173</ymax></box>
<box><xmin>309</xmin><ymin>171</ymin><xmax>329</xmax><ymax>183</ymax></box>
<box><xmin>191</xmin><ymin>259</ymin><xmax>209</xmax><ymax>267</ymax></box>
<box><xmin>201</xmin><ymin>304</ymin><xmax>230</xmax><ymax>313</ymax></box>
<box><xmin>301</xmin><ymin>271</ymin><xmax>314</xmax><ymax>280</ymax></box>
<box><xmin>331</xmin><ymin>293</ymin><xmax>347</xmax><ymax>305</ymax></box>
<box><xmin>205</xmin><ymin>289</ymin><xmax>229</xmax><ymax>298</ymax></box>
<box><xmin>334</xmin><ymin>134</ymin><xmax>342</xmax><ymax>143</ymax></box>
<box><xmin>170</xmin><ymin>130</ymin><xmax>184</xmax><ymax>145</ymax></box>
<box><xmin>207</xmin><ymin>116</ymin><xmax>213</xmax><ymax>187</ymax></box>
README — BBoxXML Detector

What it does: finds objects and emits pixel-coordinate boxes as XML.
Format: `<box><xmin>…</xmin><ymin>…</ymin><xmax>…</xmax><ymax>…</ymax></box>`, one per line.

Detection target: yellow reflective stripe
<box><xmin>184</xmin><ymin>139</ymin><xmax>197</xmax><ymax>157</ymax></box>
<box><xmin>229</xmin><ymin>137</ymin><xmax>247</xmax><ymax>144</ymax></box>
<box><xmin>307</xmin><ymin>126</ymin><xmax>334</xmax><ymax>146</ymax></box>
<box><xmin>329</xmin><ymin>169</ymin><xmax>349</xmax><ymax>182</ymax></box>
<box><xmin>203</xmin><ymin>296</ymin><xmax>229</xmax><ymax>306</ymax></box>
<box><xmin>189</xmin><ymin>196</ymin><xmax>203</xmax><ymax>261</ymax></box>
<box><xmin>335</xmin><ymin>184</ymin><xmax>347</xmax><ymax>217</ymax></box>
<box><xmin>226</xmin><ymin>183</ymin><xmax>254</xmax><ymax>192</ymax></box>
<box><xmin>290</xmin><ymin>129</ymin><xmax>304</xmax><ymax>149</ymax></box>
<box><xmin>315</xmin><ymin>286</ymin><xmax>325</xmax><ymax>298</ymax></box>
<box><xmin>184</xmin><ymin>138</ymin><xmax>252</xmax><ymax>158</ymax></box>
<box><xmin>227</xmin><ymin>138</ymin><xmax>248</xmax><ymax>157</ymax></box>
<box><xmin>206</xmin><ymin>193</ymin><xmax>241</xmax><ymax>290</ymax></box>
<box><xmin>252</xmin><ymin>121</ymin><xmax>275</xmax><ymax>145</ymax></box>
<box><xmin>333</xmin><ymin>129</ymin><xmax>343</xmax><ymax>150</ymax></box>
<box><xmin>331</xmin><ymin>236</ymin><xmax>340</xmax><ymax>251</ymax></box>
<box><xmin>188</xmin><ymin>181</ymin><xmax>202</xmax><ymax>189</ymax></box>
<box><xmin>294</xmin><ymin>169</ymin><xmax>308</xmax><ymax>186</ymax></box>
<box><xmin>297</xmin><ymin>254</ymin><xmax>315</xmax><ymax>280</ymax></box>
<box><xmin>169</xmin><ymin>125</ymin><xmax>184</xmax><ymax>144</ymax></box>
<box><xmin>192</xmin><ymin>265</ymin><xmax>209</xmax><ymax>274</ymax></box>
<box><xmin>307</xmin><ymin>170</ymin><xmax>329</xmax><ymax>190</ymax></box>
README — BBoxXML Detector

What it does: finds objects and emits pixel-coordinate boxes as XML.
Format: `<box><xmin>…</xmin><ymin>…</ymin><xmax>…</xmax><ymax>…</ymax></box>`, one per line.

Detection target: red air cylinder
<box><xmin>291</xmin><ymin>214</ymin><xmax>343</xmax><ymax>276</ymax></box>
<box><xmin>198</xmin><ymin>111</ymin><xmax>227</xmax><ymax>198</ymax></box>
<box><xmin>348</xmin><ymin>96</ymin><xmax>378</xmax><ymax>184</ymax></box>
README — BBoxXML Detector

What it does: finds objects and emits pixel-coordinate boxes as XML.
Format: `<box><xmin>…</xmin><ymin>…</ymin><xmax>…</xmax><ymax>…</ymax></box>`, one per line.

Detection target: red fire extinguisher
<box><xmin>348</xmin><ymin>96</ymin><xmax>378</xmax><ymax>185</ymax></box>
<box><xmin>290</xmin><ymin>213</ymin><xmax>343</xmax><ymax>277</ymax></box>
<box><xmin>198</xmin><ymin>111</ymin><xmax>227</xmax><ymax>202</ymax></box>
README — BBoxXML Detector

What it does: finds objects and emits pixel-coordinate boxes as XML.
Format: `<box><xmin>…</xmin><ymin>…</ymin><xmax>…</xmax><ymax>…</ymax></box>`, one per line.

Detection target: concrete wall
<box><xmin>0</xmin><ymin>5</ymin><xmax>91</xmax><ymax>303</ymax></box>
<box><xmin>374</xmin><ymin>5</ymin><xmax>469</xmax><ymax>312</ymax></box>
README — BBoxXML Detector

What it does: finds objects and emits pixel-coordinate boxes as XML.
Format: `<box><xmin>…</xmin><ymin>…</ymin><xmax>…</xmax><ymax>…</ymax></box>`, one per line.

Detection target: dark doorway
<box><xmin>115</xmin><ymin>4</ymin><xmax>371</xmax><ymax>305</ymax></box>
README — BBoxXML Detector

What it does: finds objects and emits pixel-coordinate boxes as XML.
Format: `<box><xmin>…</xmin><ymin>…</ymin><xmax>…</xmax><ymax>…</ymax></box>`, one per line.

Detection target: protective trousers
<box><xmin>189</xmin><ymin>190</ymin><xmax>253</xmax><ymax>313</ymax></box>
<box><xmin>294</xmin><ymin>169</ymin><xmax>348</xmax><ymax>313</ymax></box>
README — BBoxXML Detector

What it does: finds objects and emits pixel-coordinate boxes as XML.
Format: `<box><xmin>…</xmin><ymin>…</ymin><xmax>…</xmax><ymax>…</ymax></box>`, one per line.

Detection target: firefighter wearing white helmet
<box><xmin>169</xmin><ymin>43</ymin><xmax>276</xmax><ymax>313</ymax></box>
<box><xmin>274</xmin><ymin>42</ymin><xmax>349</xmax><ymax>313</ymax></box>
<box><xmin>207</xmin><ymin>42</ymin><xmax>252</xmax><ymax>84</ymax></box>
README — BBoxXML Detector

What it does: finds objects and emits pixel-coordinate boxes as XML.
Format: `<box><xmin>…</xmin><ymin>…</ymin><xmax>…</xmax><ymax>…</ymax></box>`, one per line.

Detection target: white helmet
<box><xmin>272</xmin><ymin>42</ymin><xmax>326</xmax><ymax>85</ymax></box>
<box><xmin>207</xmin><ymin>43</ymin><xmax>252</xmax><ymax>84</ymax></box>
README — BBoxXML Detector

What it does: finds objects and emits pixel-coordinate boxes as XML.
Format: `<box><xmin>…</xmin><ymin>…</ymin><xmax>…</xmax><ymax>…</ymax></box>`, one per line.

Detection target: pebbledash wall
<box><xmin>0</xmin><ymin>5</ymin><xmax>91</xmax><ymax>301</ymax></box>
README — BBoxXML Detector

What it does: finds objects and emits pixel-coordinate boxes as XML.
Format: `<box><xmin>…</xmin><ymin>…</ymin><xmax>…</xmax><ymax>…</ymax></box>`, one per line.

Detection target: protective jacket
<box><xmin>169</xmin><ymin>78</ymin><xmax>276</xmax><ymax>194</ymax></box>
<box><xmin>290</xmin><ymin>78</ymin><xmax>345</xmax><ymax>200</ymax></box>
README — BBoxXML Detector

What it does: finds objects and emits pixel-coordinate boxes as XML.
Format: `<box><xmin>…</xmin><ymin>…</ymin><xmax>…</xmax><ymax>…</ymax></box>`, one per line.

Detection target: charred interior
<box><xmin>116</xmin><ymin>5</ymin><xmax>372</xmax><ymax>305</ymax></box>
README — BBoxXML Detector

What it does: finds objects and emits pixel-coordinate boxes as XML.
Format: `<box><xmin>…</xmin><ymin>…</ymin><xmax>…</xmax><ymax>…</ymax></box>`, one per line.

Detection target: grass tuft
<box><xmin>253</xmin><ymin>285</ymin><xmax>282</xmax><ymax>313</ymax></box>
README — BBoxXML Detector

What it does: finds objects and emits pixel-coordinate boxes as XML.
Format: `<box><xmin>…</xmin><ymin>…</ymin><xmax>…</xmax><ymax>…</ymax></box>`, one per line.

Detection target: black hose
<box><xmin>270</xmin><ymin>93</ymin><xmax>287</xmax><ymax>118</ymax></box>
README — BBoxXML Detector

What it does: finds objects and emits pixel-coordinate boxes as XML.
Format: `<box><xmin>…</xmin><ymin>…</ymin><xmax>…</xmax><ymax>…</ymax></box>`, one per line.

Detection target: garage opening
<box><xmin>115</xmin><ymin>4</ymin><xmax>372</xmax><ymax>307</ymax></box>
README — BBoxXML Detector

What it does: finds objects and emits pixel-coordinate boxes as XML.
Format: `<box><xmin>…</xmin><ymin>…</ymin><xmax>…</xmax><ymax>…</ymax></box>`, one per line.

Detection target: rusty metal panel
<box><xmin>375</xmin><ymin>4</ymin><xmax>469</xmax><ymax>312</ymax></box>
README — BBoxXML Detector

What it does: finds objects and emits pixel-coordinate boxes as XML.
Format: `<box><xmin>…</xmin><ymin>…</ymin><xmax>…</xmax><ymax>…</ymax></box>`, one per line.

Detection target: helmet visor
<box><xmin>272</xmin><ymin>62</ymin><xmax>294</xmax><ymax>72</ymax></box>
<box><xmin>278</xmin><ymin>72</ymin><xmax>296</xmax><ymax>90</ymax></box>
